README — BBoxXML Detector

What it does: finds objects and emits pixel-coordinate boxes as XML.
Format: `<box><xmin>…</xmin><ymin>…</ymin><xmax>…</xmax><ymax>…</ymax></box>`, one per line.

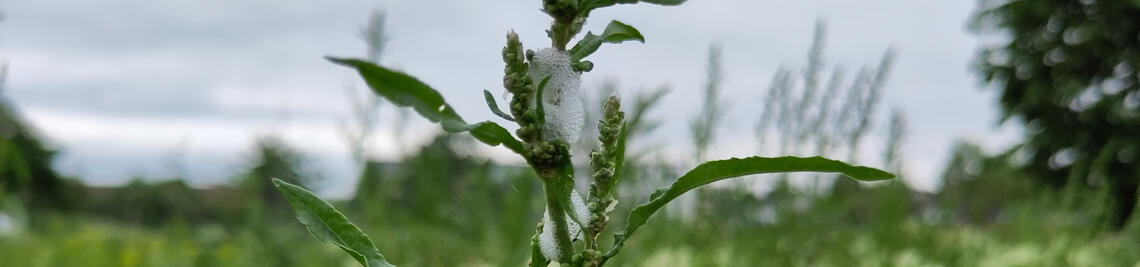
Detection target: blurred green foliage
<box><xmin>0</xmin><ymin>98</ymin><xmax>84</xmax><ymax>216</ymax></box>
<box><xmin>236</xmin><ymin>136</ymin><xmax>323</xmax><ymax>223</ymax></box>
<box><xmin>0</xmin><ymin>218</ymin><xmax>350</xmax><ymax>267</ymax></box>
<box><xmin>2</xmin><ymin>136</ymin><xmax>1137</xmax><ymax>266</ymax></box>
<box><xmin>350</xmin><ymin>134</ymin><xmax>544</xmax><ymax>266</ymax></box>
<box><xmin>974</xmin><ymin>0</ymin><xmax>1140</xmax><ymax>230</ymax></box>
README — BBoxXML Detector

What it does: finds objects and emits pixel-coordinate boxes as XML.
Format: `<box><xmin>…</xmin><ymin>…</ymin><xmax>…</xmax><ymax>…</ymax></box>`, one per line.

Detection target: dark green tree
<box><xmin>0</xmin><ymin>64</ymin><xmax>79</xmax><ymax>214</ymax></box>
<box><xmin>973</xmin><ymin>0</ymin><xmax>1140</xmax><ymax>230</ymax></box>
<box><xmin>85</xmin><ymin>179</ymin><xmax>207</xmax><ymax>226</ymax></box>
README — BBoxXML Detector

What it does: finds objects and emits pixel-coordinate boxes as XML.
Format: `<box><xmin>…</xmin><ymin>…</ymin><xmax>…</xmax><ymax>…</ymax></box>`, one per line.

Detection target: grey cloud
<box><xmin>2</xmin><ymin>0</ymin><xmax>1020</xmax><ymax>194</ymax></box>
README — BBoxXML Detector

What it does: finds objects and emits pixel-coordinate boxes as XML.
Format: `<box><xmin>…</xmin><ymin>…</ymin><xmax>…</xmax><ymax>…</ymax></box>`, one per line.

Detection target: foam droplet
<box><xmin>537</xmin><ymin>189</ymin><xmax>588</xmax><ymax>260</ymax></box>
<box><xmin>538</xmin><ymin>210</ymin><xmax>560</xmax><ymax>260</ymax></box>
<box><xmin>528</xmin><ymin>48</ymin><xmax>584</xmax><ymax>144</ymax></box>
<box><xmin>569</xmin><ymin>189</ymin><xmax>588</xmax><ymax>229</ymax></box>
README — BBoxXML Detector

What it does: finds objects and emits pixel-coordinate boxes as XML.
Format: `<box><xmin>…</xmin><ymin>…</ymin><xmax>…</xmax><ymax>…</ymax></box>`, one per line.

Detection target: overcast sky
<box><xmin>2</xmin><ymin>0</ymin><xmax>1020</xmax><ymax>197</ymax></box>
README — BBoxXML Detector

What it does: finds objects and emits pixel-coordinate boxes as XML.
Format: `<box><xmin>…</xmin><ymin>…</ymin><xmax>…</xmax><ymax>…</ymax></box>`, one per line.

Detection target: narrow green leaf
<box><xmin>638</xmin><ymin>0</ymin><xmax>686</xmax><ymax>5</ymax></box>
<box><xmin>483</xmin><ymin>90</ymin><xmax>515</xmax><ymax>122</ymax></box>
<box><xmin>541</xmin><ymin>173</ymin><xmax>575</xmax><ymax>262</ymax></box>
<box><xmin>272</xmin><ymin>178</ymin><xmax>396</xmax><ymax>267</ymax></box>
<box><xmin>536</xmin><ymin>160</ymin><xmax>585</xmax><ymax>262</ymax></box>
<box><xmin>581</xmin><ymin>0</ymin><xmax>686</xmax><ymax>12</ymax></box>
<box><xmin>600</xmin><ymin>21</ymin><xmax>645</xmax><ymax>44</ymax></box>
<box><xmin>468</xmin><ymin>122</ymin><xmax>526</xmax><ymax>153</ymax></box>
<box><xmin>535</xmin><ymin>75</ymin><xmax>552</xmax><ymax>127</ymax></box>
<box><xmin>568</xmin><ymin>32</ymin><xmax>603</xmax><ymax>62</ymax></box>
<box><xmin>529</xmin><ymin>232</ymin><xmax>548</xmax><ymax>267</ymax></box>
<box><xmin>609</xmin><ymin>156</ymin><xmax>893</xmax><ymax>255</ymax></box>
<box><xmin>608</xmin><ymin>123</ymin><xmax>629</xmax><ymax>195</ymax></box>
<box><xmin>569</xmin><ymin>20</ymin><xmax>645</xmax><ymax>62</ymax></box>
<box><xmin>328</xmin><ymin>57</ymin><xmax>525</xmax><ymax>155</ymax></box>
<box><xmin>549</xmin><ymin>163</ymin><xmax>586</xmax><ymax>229</ymax></box>
<box><xmin>562</xmin><ymin>188</ymin><xmax>587</xmax><ymax>229</ymax></box>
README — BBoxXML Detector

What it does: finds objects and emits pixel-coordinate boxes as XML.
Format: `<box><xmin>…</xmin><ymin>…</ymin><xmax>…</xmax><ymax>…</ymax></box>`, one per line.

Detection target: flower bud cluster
<box><xmin>542</xmin><ymin>0</ymin><xmax>577</xmax><ymax>22</ymax></box>
<box><xmin>590</xmin><ymin>95</ymin><xmax>625</xmax><ymax>197</ymax></box>
<box><xmin>571</xmin><ymin>249</ymin><xmax>603</xmax><ymax>267</ymax></box>
<box><xmin>502</xmin><ymin>31</ymin><xmax>542</xmax><ymax>144</ymax></box>
<box><xmin>529</xmin><ymin>140</ymin><xmax>570</xmax><ymax>172</ymax></box>
<box><xmin>585</xmin><ymin>95</ymin><xmax>625</xmax><ymax>251</ymax></box>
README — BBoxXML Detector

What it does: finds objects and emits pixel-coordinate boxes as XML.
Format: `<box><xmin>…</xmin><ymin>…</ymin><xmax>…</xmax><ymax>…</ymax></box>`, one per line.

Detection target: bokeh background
<box><xmin>1</xmin><ymin>0</ymin><xmax>1138</xmax><ymax>266</ymax></box>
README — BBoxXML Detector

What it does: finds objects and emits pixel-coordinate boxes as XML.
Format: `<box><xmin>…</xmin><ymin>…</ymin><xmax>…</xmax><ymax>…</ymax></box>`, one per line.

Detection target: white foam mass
<box><xmin>538</xmin><ymin>189</ymin><xmax>589</xmax><ymax>260</ymax></box>
<box><xmin>528</xmin><ymin>48</ymin><xmax>585</xmax><ymax>144</ymax></box>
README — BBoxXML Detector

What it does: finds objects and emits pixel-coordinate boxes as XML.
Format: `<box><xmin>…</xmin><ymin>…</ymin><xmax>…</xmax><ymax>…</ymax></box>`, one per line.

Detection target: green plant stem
<box><xmin>551</xmin><ymin>20</ymin><xmax>573</xmax><ymax>51</ymax></box>
<box><xmin>542</xmin><ymin>174</ymin><xmax>574</xmax><ymax>262</ymax></box>
<box><xmin>545</xmin><ymin>0</ymin><xmax>579</xmax><ymax>51</ymax></box>
<box><xmin>584</xmin><ymin>227</ymin><xmax>596</xmax><ymax>249</ymax></box>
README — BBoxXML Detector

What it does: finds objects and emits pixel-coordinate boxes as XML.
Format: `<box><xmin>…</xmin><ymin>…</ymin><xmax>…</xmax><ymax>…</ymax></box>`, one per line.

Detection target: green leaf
<box><xmin>538</xmin><ymin>161</ymin><xmax>581</xmax><ymax>262</ymax></box>
<box><xmin>272</xmin><ymin>178</ymin><xmax>396</xmax><ymax>267</ymax></box>
<box><xmin>608</xmin><ymin>123</ymin><xmax>629</xmax><ymax>195</ymax></box>
<box><xmin>542</xmin><ymin>184</ymin><xmax>573</xmax><ymax>261</ymax></box>
<box><xmin>467</xmin><ymin>122</ymin><xmax>527</xmax><ymax>154</ymax></box>
<box><xmin>535</xmin><ymin>75</ymin><xmax>552</xmax><ymax>127</ymax></box>
<box><xmin>562</xmin><ymin>188</ymin><xmax>587</xmax><ymax>229</ymax></box>
<box><xmin>483</xmin><ymin>90</ymin><xmax>515</xmax><ymax>122</ymax></box>
<box><xmin>549</xmin><ymin>162</ymin><xmax>587</xmax><ymax>229</ymax></box>
<box><xmin>569</xmin><ymin>20</ymin><xmax>645</xmax><ymax>62</ymax></box>
<box><xmin>328</xmin><ymin>57</ymin><xmax>525</xmax><ymax>155</ymax></box>
<box><xmin>528</xmin><ymin>232</ymin><xmax>548</xmax><ymax>267</ymax></box>
<box><xmin>638</xmin><ymin>0</ymin><xmax>686</xmax><ymax>4</ymax></box>
<box><xmin>580</xmin><ymin>0</ymin><xmax>686</xmax><ymax>12</ymax></box>
<box><xmin>609</xmin><ymin>156</ymin><xmax>893</xmax><ymax>255</ymax></box>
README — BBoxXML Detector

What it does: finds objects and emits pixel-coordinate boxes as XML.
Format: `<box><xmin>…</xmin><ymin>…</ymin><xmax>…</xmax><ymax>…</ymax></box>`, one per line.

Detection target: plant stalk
<box><xmin>542</xmin><ymin>173</ymin><xmax>574</xmax><ymax>262</ymax></box>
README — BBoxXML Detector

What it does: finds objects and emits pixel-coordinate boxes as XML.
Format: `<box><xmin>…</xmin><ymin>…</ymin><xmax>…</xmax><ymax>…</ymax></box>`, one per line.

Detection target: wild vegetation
<box><xmin>1</xmin><ymin>0</ymin><xmax>1140</xmax><ymax>266</ymax></box>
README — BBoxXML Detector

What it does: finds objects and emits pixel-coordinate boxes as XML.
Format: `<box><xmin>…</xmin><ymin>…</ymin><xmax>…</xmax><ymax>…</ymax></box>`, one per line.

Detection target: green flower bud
<box><xmin>543</xmin><ymin>0</ymin><xmax>577</xmax><ymax>21</ymax></box>
<box><xmin>599</xmin><ymin>94</ymin><xmax>625</xmax><ymax>146</ymax></box>
<box><xmin>572</xmin><ymin>60</ymin><xmax>594</xmax><ymax>72</ymax></box>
